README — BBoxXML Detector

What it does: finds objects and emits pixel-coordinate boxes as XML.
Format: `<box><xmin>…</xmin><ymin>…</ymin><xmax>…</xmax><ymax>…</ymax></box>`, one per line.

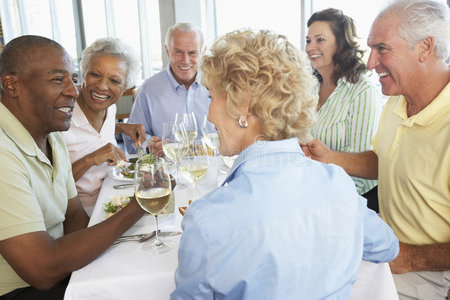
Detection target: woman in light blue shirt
<box><xmin>306</xmin><ymin>8</ymin><xmax>383</xmax><ymax>211</ymax></box>
<box><xmin>171</xmin><ymin>29</ymin><xmax>398</xmax><ymax>300</ymax></box>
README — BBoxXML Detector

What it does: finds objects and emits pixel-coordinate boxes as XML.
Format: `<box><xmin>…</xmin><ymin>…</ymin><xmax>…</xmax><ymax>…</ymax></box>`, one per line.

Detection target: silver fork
<box><xmin>111</xmin><ymin>231</ymin><xmax>182</xmax><ymax>246</ymax></box>
<box><xmin>112</xmin><ymin>231</ymin><xmax>157</xmax><ymax>246</ymax></box>
<box><xmin>137</xmin><ymin>146</ymin><xmax>145</xmax><ymax>158</ymax></box>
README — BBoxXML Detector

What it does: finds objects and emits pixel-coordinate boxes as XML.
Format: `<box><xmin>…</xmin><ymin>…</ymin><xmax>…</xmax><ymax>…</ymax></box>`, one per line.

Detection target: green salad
<box><xmin>104</xmin><ymin>194</ymin><xmax>131</xmax><ymax>218</ymax></box>
<box><xmin>138</xmin><ymin>153</ymin><xmax>157</xmax><ymax>165</ymax></box>
<box><xmin>120</xmin><ymin>153</ymin><xmax>158</xmax><ymax>178</ymax></box>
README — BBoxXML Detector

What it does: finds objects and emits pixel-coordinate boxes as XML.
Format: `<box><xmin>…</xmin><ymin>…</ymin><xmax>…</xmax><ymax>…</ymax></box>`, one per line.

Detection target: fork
<box><xmin>111</xmin><ymin>231</ymin><xmax>182</xmax><ymax>246</ymax></box>
<box><xmin>112</xmin><ymin>231</ymin><xmax>157</xmax><ymax>246</ymax></box>
<box><xmin>137</xmin><ymin>146</ymin><xmax>145</xmax><ymax>158</ymax></box>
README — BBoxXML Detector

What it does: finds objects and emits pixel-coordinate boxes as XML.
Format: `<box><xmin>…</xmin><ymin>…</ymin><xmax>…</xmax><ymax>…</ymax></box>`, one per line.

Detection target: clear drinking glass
<box><xmin>134</xmin><ymin>157</ymin><xmax>173</xmax><ymax>253</ymax></box>
<box><xmin>179</xmin><ymin>141</ymin><xmax>209</xmax><ymax>201</ymax></box>
<box><xmin>201</xmin><ymin>114</ymin><xmax>229</xmax><ymax>174</ymax></box>
<box><xmin>201</xmin><ymin>114</ymin><xmax>219</xmax><ymax>156</ymax></box>
<box><xmin>175</xmin><ymin>112</ymin><xmax>198</xmax><ymax>145</ymax></box>
<box><xmin>161</xmin><ymin>122</ymin><xmax>188</xmax><ymax>189</ymax></box>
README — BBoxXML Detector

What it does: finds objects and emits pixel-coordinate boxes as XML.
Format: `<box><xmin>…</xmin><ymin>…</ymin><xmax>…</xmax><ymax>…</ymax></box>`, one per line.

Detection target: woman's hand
<box><xmin>116</xmin><ymin>123</ymin><xmax>146</xmax><ymax>147</ymax></box>
<box><xmin>90</xmin><ymin>143</ymin><xmax>127</xmax><ymax>166</ymax></box>
<box><xmin>71</xmin><ymin>143</ymin><xmax>127</xmax><ymax>181</ymax></box>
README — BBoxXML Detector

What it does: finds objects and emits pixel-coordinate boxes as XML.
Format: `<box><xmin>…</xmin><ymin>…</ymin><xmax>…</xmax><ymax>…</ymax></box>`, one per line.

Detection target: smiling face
<box><xmin>16</xmin><ymin>46</ymin><xmax>79</xmax><ymax>135</ymax></box>
<box><xmin>306</xmin><ymin>21</ymin><xmax>337</xmax><ymax>73</ymax></box>
<box><xmin>80</xmin><ymin>54</ymin><xmax>128</xmax><ymax>113</ymax></box>
<box><xmin>367</xmin><ymin>16</ymin><xmax>420</xmax><ymax>96</ymax></box>
<box><xmin>165</xmin><ymin>29</ymin><xmax>202</xmax><ymax>89</ymax></box>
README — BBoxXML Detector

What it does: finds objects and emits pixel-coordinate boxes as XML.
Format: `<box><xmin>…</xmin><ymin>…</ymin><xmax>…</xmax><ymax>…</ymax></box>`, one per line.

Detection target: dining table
<box><xmin>64</xmin><ymin>166</ymin><xmax>399</xmax><ymax>300</ymax></box>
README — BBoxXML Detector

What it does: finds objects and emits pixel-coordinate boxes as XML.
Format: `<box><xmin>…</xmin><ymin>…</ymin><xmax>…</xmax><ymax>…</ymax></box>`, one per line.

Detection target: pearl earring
<box><xmin>237</xmin><ymin>117</ymin><xmax>248</xmax><ymax>128</ymax></box>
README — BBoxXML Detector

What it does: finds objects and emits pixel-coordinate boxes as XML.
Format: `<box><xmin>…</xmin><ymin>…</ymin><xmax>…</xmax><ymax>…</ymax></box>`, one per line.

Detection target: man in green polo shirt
<box><xmin>0</xmin><ymin>35</ymin><xmax>146</xmax><ymax>299</ymax></box>
<box><xmin>302</xmin><ymin>0</ymin><xmax>449</xmax><ymax>299</ymax></box>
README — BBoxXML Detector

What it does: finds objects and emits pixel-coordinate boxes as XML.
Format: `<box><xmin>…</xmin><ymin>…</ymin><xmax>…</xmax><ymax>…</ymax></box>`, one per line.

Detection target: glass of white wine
<box><xmin>134</xmin><ymin>157</ymin><xmax>173</xmax><ymax>253</ymax></box>
<box><xmin>201</xmin><ymin>114</ymin><xmax>219</xmax><ymax>156</ymax></box>
<box><xmin>161</xmin><ymin>122</ymin><xmax>188</xmax><ymax>190</ymax></box>
<box><xmin>201</xmin><ymin>114</ymin><xmax>229</xmax><ymax>174</ymax></box>
<box><xmin>179</xmin><ymin>141</ymin><xmax>209</xmax><ymax>201</ymax></box>
<box><xmin>175</xmin><ymin>112</ymin><xmax>198</xmax><ymax>145</ymax></box>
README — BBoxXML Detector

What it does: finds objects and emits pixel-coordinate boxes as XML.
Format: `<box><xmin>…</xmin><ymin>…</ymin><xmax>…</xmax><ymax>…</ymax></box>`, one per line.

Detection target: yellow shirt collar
<box><xmin>393</xmin><ymin>81</ymin><xmax>450</xmax><ymax>127</ymax></box>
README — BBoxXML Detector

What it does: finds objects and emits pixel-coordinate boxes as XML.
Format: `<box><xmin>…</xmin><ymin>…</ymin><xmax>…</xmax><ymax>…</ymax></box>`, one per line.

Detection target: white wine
<box><xmin>185</xmin><ymin>130</ymin><xmax>197</xmax><ymax>144</ymax></box>
<box><xmin>179</xmin><ymin>164</ymin><xmax>208</xmax><ymax>184</ymax></box>
<box><xmin>163</xmin><ymin>143</ymin><xmax>188</xmax><ymax>162</ymax></box>
<box><xmin>202</xmin><ymin>132</ymin><xmax>219</xmax><ymax>150</ymax></box>
<box><xmin>136</xmin><ymin>187</ymin><xmax>171</xmax><ymax>214</ymax></box>
<box><xmin>175</xmin><ymin>130</ymin><xmax>197</xmax><ymax>144</ymax></box>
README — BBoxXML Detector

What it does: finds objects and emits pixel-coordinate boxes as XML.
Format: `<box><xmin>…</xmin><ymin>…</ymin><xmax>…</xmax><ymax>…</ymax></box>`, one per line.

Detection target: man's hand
<box><xmin>0</xmin><ymin>197</ymin><xmax>145</xmax><ymax>290</ymax></box>
<box><xmin>389</xmin><ymin>242</ymin><xmax>414</xmax><ymax>274</ymax></box>
<box><xmin>148</xmin><ymin>136</ymin><xmax>164</xmax><ymax>157</ymax></box>
<box><xmin>300</xmin><ymin>139</ymin><xmax>332</xmax><ymax>163</ymax></box>
<box><xmin>301</xmin><ymin>140</ymin><xmax>378</xmax><ymax>179</ymax></box>
<box><xmin>390</xmin><ymin>242</ymin><xmax>450</xmax><ymax>274</ymax></box>
<box><xmin>116</xmin><ymin>123</ymin><xmax>146</xmax><ymax>148</ymax></box>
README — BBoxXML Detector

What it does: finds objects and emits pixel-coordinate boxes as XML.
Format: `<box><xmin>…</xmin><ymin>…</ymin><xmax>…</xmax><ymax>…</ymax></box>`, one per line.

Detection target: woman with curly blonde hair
<box><xmin>172</xmin><ymin>29</ymin><xmax>399</xmax><ymax>299</ymax></box>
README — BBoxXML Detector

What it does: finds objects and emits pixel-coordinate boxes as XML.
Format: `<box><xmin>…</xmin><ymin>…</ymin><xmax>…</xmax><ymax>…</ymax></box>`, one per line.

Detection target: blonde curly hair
<box><xmin>201</xmin><ymin>29</ymin><xmax>318</xmax><ymax>143</ymax></box>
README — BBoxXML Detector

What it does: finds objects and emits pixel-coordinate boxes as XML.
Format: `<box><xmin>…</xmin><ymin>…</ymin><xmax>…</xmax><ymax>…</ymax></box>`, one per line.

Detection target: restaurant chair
<box><xmin>116</xmin><ymin>86</ymin><xmax>137</xmax><ymax>121</ymax></box>
<box><xmin>115</xmin><ymin>86</ymin><xmax>137</xmax><ymax>152</ymax></box>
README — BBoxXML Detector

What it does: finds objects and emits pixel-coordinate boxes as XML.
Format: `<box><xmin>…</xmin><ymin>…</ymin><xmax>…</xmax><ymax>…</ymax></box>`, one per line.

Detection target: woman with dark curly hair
<box><xmin>306</xmin><ymin>8</ymin><xmax>382</xmax><ymax>210</ymax></box>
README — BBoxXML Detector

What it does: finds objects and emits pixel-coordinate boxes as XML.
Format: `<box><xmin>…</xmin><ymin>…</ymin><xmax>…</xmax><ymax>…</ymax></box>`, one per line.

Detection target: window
<box><xmin>311</xmin><ymin>0</ymin><xmax>391</xmax><ymax>59</ymax></box>
<box><xmin>212</xmin><ymin>0</ymin><xmax>394</xmax><ymax>55</ymax></box>
<box><xmin>0</xmin><ymin>0</ymin><xmax>162</xmax><ymax>83</ymax></box>
<box><xmin>1</xmin><ymin>0</ymin><xmax>447</xmax><ymax>83</ymax></box>
<box><xmin>0</xmin><ymin>0</ymin><xmax>79</xmax><ymax>71</ymax></box>
<box><xmin>214</xmin><ymin>0</ymin><xmax>302</xmax><ymax>49</ymax></box>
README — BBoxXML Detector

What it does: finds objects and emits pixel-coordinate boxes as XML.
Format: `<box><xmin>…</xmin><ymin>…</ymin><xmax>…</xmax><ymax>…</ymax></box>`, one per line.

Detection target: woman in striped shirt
<box><xmin>306</xmin><ymin>8</ymin><xmax>382</xmax><ymax>211</ymax></box>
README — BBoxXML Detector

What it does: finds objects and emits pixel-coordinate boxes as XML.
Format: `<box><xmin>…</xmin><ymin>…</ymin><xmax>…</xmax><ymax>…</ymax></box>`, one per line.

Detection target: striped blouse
<box><xmin>312</xmin><ymin>76</ymin><xmax>383</xmax><ymax>195</ymax></box>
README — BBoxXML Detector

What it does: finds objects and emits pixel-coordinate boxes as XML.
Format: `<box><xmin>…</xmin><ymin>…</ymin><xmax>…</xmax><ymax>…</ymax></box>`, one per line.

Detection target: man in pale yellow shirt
<box><xmin>0</xmin><ymin>35</ymin><xmax>147</xmax><ymax>299</ymax></box>
<box><xmin>302</xmin><ymin>0</ymin><xmax>450</xmax><ymax>299</ymax></box>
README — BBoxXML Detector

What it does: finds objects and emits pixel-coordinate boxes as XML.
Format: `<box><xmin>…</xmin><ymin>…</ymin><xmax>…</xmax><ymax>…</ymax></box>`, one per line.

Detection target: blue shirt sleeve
<box><xmin>171</xmin><ymin>210</ymin><xmax>213</xmax><ymax>300</ymax></box>
<box><xmin>123</xmin><ymin>85</ymin><xmax>153</xmax><ymax>154</ymax></box>
<box><xmin>361</xmin><ymin>197</ymin><xmax>399</xmax><ymax>263</ymax></box>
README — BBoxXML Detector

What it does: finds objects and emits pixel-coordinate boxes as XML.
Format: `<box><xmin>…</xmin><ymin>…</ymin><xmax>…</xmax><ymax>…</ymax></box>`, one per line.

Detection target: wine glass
<box><xmin>161</xmin><ymin>122</ymin><xmax>188</xmax><ymax>190</ymax></box>
<box><xmin>201</xmin><ymin>114</ymin><xmax>219</xmax><ymax>156</ymax></box>
<box><xmin>134</xmin><ymin>157</ymin><xmax>173</xmax><ymax>253</ymax></box>
<box><xmin>179</xmin><ymin>141</ymin><xmax>209</xmax><ymax>201</ymax></box>
<box><xmin>175</xmin><ymin>112</ymin><xmax>198</xmax><ymax>146</ymax></box>
<box><xmin>201</xmin><ymin>115</ymin><xmax>228</xmax><ymax>174</ymax></box>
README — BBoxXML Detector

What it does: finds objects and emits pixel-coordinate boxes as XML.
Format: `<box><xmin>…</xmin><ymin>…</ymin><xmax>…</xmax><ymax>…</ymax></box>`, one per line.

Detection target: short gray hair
<box><xmin>164</xmin><ymin>22</ymin><xmax>205</xmax><ymax>50</ymax></box>
<box><xmin>378</xmin><ymin>0</ymin><xmax>450</xmax><ymax>60</ymax></box>
<box><xmin>80</xmin><ymin>37</ymin><xmax>141</xmax><ymax>89</ymax></box>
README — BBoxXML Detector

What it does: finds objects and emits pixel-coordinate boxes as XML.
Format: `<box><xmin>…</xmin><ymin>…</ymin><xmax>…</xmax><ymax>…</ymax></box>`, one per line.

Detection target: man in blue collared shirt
<box><xmin>124</xmin><ymin>22</ymin><xmax>211</xmax><ymax>155</ymax></box>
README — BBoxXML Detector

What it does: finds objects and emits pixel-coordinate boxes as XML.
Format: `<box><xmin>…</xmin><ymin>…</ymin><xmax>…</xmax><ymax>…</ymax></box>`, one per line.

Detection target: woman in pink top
<box><xmin>62</xmin><ymin>37</ymin><xmax>145</xmax><ymax>215</ymax></box>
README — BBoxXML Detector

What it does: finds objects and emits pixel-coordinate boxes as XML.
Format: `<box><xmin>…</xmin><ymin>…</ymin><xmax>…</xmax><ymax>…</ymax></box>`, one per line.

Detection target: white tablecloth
<box><xmin>64</xmin><ymin>175</ymin><xmax>398</xmax><ymax>300</ymax></box>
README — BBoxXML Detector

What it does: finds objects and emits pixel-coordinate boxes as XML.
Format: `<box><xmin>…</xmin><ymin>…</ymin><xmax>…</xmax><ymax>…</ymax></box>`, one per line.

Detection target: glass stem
<box><xmin>153</xmin><ymin>215</ymin><xmax>162</xmax><ymax>248</ymax></box>
<box><xmin>175</xmin><ymin>161</ymin><xmax>182</xmax><ymax>186</ymax></box>
<box><xmin>193</xmin><ymin>183</ymin><xmax>198</xmax><ymax>201</ymax></box>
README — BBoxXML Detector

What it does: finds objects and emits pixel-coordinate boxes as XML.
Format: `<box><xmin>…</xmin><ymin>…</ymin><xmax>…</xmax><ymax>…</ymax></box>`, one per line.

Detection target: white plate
<box><xmin>102</xmin><ymin>192</ymin><xmax>176</xmax><ymax>220</ymax></box>
<box><xmin>108</xmin><ymin>155</ymin><xmax>139</xmax><ymax>181</ymax></box>
<box><xmin>109</xmin><ymin>166</ymin><xmax>135</xmax><ymax>181</ymax></box>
